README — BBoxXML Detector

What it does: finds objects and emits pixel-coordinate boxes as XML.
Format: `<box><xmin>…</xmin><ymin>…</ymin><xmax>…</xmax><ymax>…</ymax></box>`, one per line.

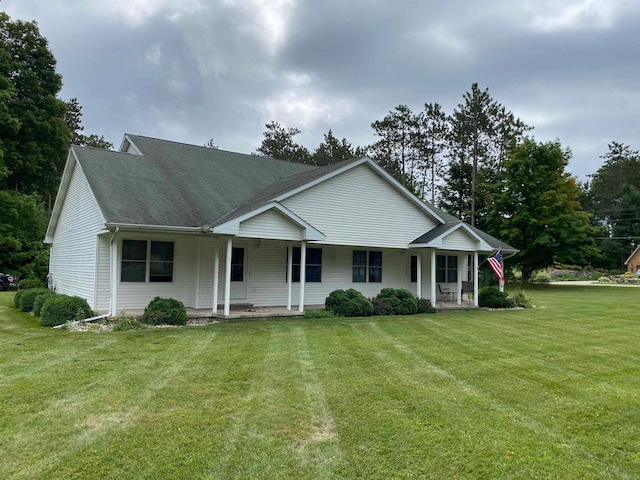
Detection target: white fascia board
<box><xmin>272</xmin><ymin>157</ymin><xmax>446</xmax><ymax>225</ymax></box>
<box><xmin>118</xmin><ymin>134</ymin><xmax>142</xmax><ymax>155</ymax></box>
<box><xmin>212</xmin><ymin>202</ymin><xmax>326</xmax><ymax>241</ymax></box>
<box><xmin>409</xmin><ymin>223</ymin><xmax>492</xmax><ymax>251</ymax></box>
<box><xmin>104</xmin><ymin>223</ymin><xmax>208</xmax><ymax>234</ymax></box>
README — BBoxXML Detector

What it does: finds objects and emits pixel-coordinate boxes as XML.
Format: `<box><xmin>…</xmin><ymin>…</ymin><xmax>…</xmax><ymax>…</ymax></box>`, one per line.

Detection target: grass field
<box><xmin>1</xmin><ymin>285</ymin><xmax>639</xmax><ymax>479</ymax></box>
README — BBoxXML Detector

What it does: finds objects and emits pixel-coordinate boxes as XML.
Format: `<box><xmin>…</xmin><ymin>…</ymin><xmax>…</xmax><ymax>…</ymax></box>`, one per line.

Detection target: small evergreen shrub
<box><xmin>511</xmin><ymin>289</ymin><xmax>532</xmax><ymax>308</ymax></box>
<box><xmin>597</xmin><ymin>276</ymin><xmax>612</xmax><ymax>283</ymax></box>
<box><xmin>416</xmin><ymin>297</ymin><xmax>437</xmax><ymax>314</ymax></box>
<box><xmin>39</xmin><ymin>295</ymin><xmax>93</xmax><ymax>327</ymax></box>
<box><xmin>375</xmin><ymin>288</ymin><xmax>418</xmax><ymax>315</ymax></box>
<box><xmin>19</xmin><ymin>288</ymin><xmax>53</xmax><ymax>312</ymax></box>
<box><xmin>325</xmin><ymin>289</ymin><xmax>373</xmax><ymax>317</ymax></box>
<box><xmin>13</xmin><ymin>289</ymin><xmax>26</xmax><ymax>308</ymax></box>
<box><xmin>303</xmin><ymin>310</ymin><xmax>337</xmax><ymax>319</ymax></box>
<box><xmin>33</xmin><ymin>291</ymin><xmax>57</xmax><ymax>316</ymax></box>
<box><xmin>141</xmin><ymin>297</ymin><xmax>188</xmax><ymax>325</ymax></box>
<box><xmin>372</xmin><ymin>296</ymin><xmax>395</xmax><ymax>315</ymax></box>
<box><xmin>478</xmin><ymin>286</ymin><xmax>514</xmax><ymax>309</ymax></box>
<box><xmin>113</xmin><ymin>317</ymin><xmax>144</xmax><ymax>331</ymax></box>
<box><xmin>18</xmin><ymin>277</ymin><xmax>44</xmax><ymax>290</ymax></box>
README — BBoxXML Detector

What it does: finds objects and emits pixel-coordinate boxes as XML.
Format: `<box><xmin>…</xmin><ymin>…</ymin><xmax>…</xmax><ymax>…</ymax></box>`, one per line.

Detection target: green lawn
<box><xmin>1</xmin><ymin>286</ymin><xmax>639</xmax><ymax>479</ymax></box>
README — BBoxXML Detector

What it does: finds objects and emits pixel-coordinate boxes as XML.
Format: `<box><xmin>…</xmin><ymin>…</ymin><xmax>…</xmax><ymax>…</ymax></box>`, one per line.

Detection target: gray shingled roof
<box><xmin>410</xmin><ymin>220</ymin><xmax>517</xmax><ymax>252</ymax></box>
<box><xmin>75</xmin><ymin>135</ymin><xmax>316</xmax><ymax>227</ymax></box>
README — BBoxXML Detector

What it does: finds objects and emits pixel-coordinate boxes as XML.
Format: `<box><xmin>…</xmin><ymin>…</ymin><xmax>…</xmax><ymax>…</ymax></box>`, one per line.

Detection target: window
<box><xmin>436</xmin><ymin>255</ymin><xmax>457</xmax><ymax>283</ymax></box>
<box><xmin>121</xmin><ymin>240</ymin><xmax>174</xmax><ymax>282</ymax></box>
<box><xmin>231</xmin><ymin>247</ymin><xmax>244</xmax><ymax>282</ymax></box>
<box><xmin>411</xmin><ymin>255</ymin><xmax>417</xmax><ymax>283</ymax></box>
<box><xmin>353</xmin><ymin>250</ymin><xmax>382</xmax><ymax>283</ymax></box>
<box><xmin>286</xmin><ymin>247</ymin><xmax>322</xmax><ymax>282</ymax></box>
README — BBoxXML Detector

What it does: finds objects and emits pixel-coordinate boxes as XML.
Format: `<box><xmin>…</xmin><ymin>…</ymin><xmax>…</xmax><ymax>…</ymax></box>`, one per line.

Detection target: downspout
<box><xmin>109</xmin><ymin>227</ymin><xmax>119</xmax><ymax>317</ymax></box>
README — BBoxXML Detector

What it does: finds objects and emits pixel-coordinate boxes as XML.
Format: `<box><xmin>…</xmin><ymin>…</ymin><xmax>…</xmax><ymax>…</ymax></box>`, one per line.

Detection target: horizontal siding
<box><xmin>95</xmin><ymin>235</ymin><xmax>111</xmax><ymax>312</ymax></box>
<box><xmin>282</xmin><ymin>164</ymin><xmax>437</xmax><ymax>248</ymax></box>
<box><xmin>239</xmin><ymin>209</ymin><xmax>302</xmax><ymax>240</ymax></box>
<box><xmin>50</xmin><ymin>162</ymin><xmax>104</xmax><ymax>308</ymax></box>
<box><xmin>441</xmin><ymin>228</ymin><xmax>480</xmax><ymax>250</ymax></box>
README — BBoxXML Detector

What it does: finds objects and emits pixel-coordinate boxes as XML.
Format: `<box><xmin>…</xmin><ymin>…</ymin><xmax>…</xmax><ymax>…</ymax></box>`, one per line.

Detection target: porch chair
<box><xmin>437</xmin><ymin>284</ymin><xmax>454</xmax><ymax>301</ymax></box>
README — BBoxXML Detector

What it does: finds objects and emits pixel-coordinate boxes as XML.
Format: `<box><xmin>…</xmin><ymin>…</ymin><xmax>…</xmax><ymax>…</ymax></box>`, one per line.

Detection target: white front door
<box><xmin>230</xmin><ymin>246</ymin><xmax>247</xmax><ymax>300</ymax></box>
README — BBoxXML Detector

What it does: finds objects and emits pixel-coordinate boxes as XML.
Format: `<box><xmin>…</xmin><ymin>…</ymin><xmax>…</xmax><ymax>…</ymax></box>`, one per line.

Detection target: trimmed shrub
<box><xmin>416</xmin><ymin>297</ymin><xmax>436</xmax><ymax>314</ymax></box>
<box><xmin>478</xmin><ymin>286</ymin><xmax>514</xmax><ymax>309</ymax></box>
<box><xmin>303</xmin><ymin>310</ymin><xmax>337</xmax><ymax>319</ymax></box>
<box><xmin>375</xmin><ymin>288</ymin><xmax>418</xmax><ymax>315</ymax></box>
<box><xmin>18</xmin><ymin>277</ymin><xmax>44</xmax><ymax>290</ymax></box>
<box><xmin>18</xmin><ymin>288</ymin><xmax>53</xmax><ymax>312</ymax></box>
<box><xmin>13</xmin><ymin>289</ymin><xmax>26</xmax><ymax>308</ymax></box>
<box><xmin>598</xmin><ymin>276</ymin><xmax>612</xmax><ymax>283</ymax></box>
<box><xmin>39</xmin><ymin>295</ymin><xmax>94</xmax><ymax>327</ymax></box>
<box><xmin>325</xmin><ymin>289</ymin><xmax>373</xmax><ymax>317</ymax></box>
<box><xmin>372</xmin><ymin>296</ymin><xmax>395</xmax><ymax>316</ymax></box>
<box><xmin>141</xmin><ymin>297</ymin><xmax>188</xmax><ymax>325</ymax></box>
<box><xmin>33</xmin><ymin>291</ymin><xmax>58</xmax><ymax>316</ymax></box>
<box><xmin>532</xmin><ymin>271</ymin><xmax>551</xmax><ymax>283</ymax></box>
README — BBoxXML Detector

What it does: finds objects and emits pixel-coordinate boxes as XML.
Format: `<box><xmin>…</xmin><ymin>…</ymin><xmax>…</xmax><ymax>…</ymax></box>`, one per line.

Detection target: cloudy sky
<box><xmin>4</xmin><ymin>0</ymin><xmax>640</xmax><ymax>179</ymax></box>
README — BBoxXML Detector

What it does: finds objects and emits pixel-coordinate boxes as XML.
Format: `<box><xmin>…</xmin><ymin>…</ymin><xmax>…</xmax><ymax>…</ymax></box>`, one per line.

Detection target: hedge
<box><xmin>39</xmin><ymin>295</ymin><xmax>94</xmax><ymax>327</ymax></box>
<box><xmin>18</xmin><ymin>288</ymin><xmax>53</xmax><ymax>312</ymax></box>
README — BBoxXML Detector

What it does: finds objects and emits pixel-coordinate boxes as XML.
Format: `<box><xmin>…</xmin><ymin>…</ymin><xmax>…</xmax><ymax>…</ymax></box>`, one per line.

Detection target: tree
<box><xmin>587</xmin><ymin>142</ymin><xmax>640</xmax><ymax>268</ymax></box>
<box><xmin>256</xmin><ymin>121</ymin><xmax>312</xmax><ymax>164</ymax></box>
<box><xmin>64</xmin><ymin>97</ymin><xmax>113</xmax><ymax>149</ymax></box>
<box><xmin>487</xmin><ymin>139</ymin><xmax>597</xmax><ymax>280</ymax></box>
<box><xmin>312</xmin><ymin>129</ymin><xmax>364</xmax><ymax>166</ymax></box>
<box><xmin>414</xmin><ymin>102</ymin><xmax>448</xmax><ymax>204</ymax></box>
<box><xmin>445</xmin><ymin>83</ymin><xmax>530</xmax><ymax>227</ymax></box>
<box><xmin>0</xmin><ymin>13</ymin><xmax>70</xmax><ymax>199</ymax></box>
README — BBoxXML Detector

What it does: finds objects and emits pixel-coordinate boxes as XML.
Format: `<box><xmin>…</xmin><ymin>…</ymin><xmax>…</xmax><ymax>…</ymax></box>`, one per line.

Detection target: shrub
<box><xmin>532</xmin><ymin>271</ymin><xmax>551</xmax><ymax>283</ymax></box>
<box><xmin>375</xmin><ymin>288</ymin><xmax>418</xmax><ymax>315</ymax></box>
<box><xmin>597</xmin><ymin>276</ymin><xmax>612</xmax><ymax>283</ymax></box>
<box><xmin>478</xmin><ymin>286</ymin><xmax>514</xmax><ymax>309</ymax></box>
<box><xmin>113</xmin><ymin>317</ymin><xmax>145</xmax><ymax>331</ymax></box>
<box><xmin>416</xmin><ymin>297</ymin><xmax>436</xmax><ymax>314</ymax></box>
<box><xmin>33</xmin><ymin>291</ymin><xmax>57</xmax><ymax>316</ymax></box>
<box><xmin>325</xmin><ymin>289</ymin><xmax>373</xmax><ymax>317</ymax></box>
<box><xmin>141</xmin><ymin>297</ymin><xmax>188</xmax><ymax>325</ymax></box>
<box><xmin>511</xmin><ymin>289</ymin><xmax>532</xmax><ymax>308</ymax></box>
<box><xmin>13</xmin><ymin>289</ymin><xmax>26</xmax><ymax>308</ymax></box>
<box><xmin>372</xmin><ymin>296</ymin><xmax>395</xmax><ymax>316</ymax></box>
<box><xmin>303</xmin><ymin>310</ymin><xmax>337</xmax><ymax>319</ymax></box>
<box><xmin>18</xmin><ymin>288</ymin><xmax>53</xmax><ymax>312</ymax></box>
<box><xmin>39</xmin><ymin>295</ymin><xmax>94</xmax><ymax>327</ymax></box>
<box><xmin>18</xmin><ymin>277</ymin><xmax>44</xmax><ymax>290</ymax></box>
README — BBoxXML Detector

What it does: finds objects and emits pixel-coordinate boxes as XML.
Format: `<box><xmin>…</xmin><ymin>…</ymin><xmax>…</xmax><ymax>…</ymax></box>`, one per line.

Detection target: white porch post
<box><xmin>430</xmin><ymin>249</ymin><xmax>437</xmax><ymax>305</ymax></box>
<box><xmin>462</xmin><ymin>253</ymin><xmax>469</xmax><ymax>304</ymax></box>
<box><xmin>457</xmin><ymin>253</ymin><xmax>463</xmax><ymax>305</ymax></box>
<box><xmin>473</xmin><ymin>251</ymin><xmax>479</xmax><ymax>307</ymax></box>
<box><xmin>298</xmin><ymin>241</ymin><xmax>306</xmax><ymax>312</ymax></box>
<box><xmin>110</xmin><ymin>234</ymin><xmax>118</xmax><ymax>317</ymax></box>
<box><xmin>213</xmin><ymin>239</ymin><xmax>219</xmax><ymax>314</ymax></box>
<box><xmin>286</xmin><ymin>244</ymin><xmax>293</xmax><ymax>310</ymax></box>
<box><xmin>416</xmin><ymin>251</ymin><xmax>422</xmax><ymax>299</ymax></box>
<box><xmin>195</xmin><ymin>238</ymin><xmax>201</xmax><ymax>309</ymax></box>
<box><xmin>224</xmin><ymin>237</ymin><xmax>232</xmax><ymax>316</ymax></box>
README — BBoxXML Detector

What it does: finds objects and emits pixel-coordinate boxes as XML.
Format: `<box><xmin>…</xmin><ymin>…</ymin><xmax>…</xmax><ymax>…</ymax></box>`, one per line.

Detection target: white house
<box><xmin>45</xmin><ymin>134</ymin><xmax>516</xmax><ymax>317</ymax></box>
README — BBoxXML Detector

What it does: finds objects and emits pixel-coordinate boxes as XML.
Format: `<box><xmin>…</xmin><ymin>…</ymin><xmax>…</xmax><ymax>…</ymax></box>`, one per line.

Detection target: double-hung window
<box><xmin>121</xmin><ymin>240</ymin><xmax>174</xmax><ymax>282</ymax></box>
<box><xmin>411</xmin><ymin>255</ymin><xmax>418</xmax><ymax>283</ymax></box>
<box><xmin>436</xmin><ymin>255</ymin><xmax>457</xmax><ymax>283</ymax></box>
<box><xmin>286</xmin><ymin>247</ymin><xmax>322</xmax><ymax>282</ymax></box>
<box><xmin>353</xmin><ymin>250</ymin><xmax>382</xmax><ymax>283</ymax></box>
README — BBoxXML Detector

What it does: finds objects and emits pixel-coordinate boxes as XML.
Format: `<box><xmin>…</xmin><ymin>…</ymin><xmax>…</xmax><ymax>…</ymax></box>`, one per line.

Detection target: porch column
<box><xmin>298</xmin><ymin>240</ymin><xmax>306</xmax><ymax>312</ymax></box>
<box><xmin>110</xmin><ymin>232</ymin><xmax>118</xmax><ymax>317</ymax></box>
<box><xmin>416</xmin><ymin>251</ymin><xmax>422</xmax><ymax>299</ymax></box>
<box><xmin>457</xmin><ymin>253</ymin><xmax>463</xmax><ymax>305</ymax></box>
<box><xmin>462</xmin><ymin>253</ymin><xmax>469</xmax><ymax>304</ymax></box>
<box><xmin>213</xmin><ymin>239</ymin><xmax>219</xmax><ymax>314</ymax></box>
<box><xmin>473</xmin><ymin>251</ymin><xmax>479</xmax><ymax>307</ymax></box>
<box><xmin>286</xmin><ymin>244</ymin><xmax>293</xmax><ymax>310</ymax></box>
<box><xmin>195</xmin><ymin>238</ymin><xmax>201</xmax><ymax>309</ymax></box>
<box><xmin>430</xmin><ymin>249</ymin><xmax>437</xmax><ymax>305</ymax></box>
<box><xmin>224</xmin><ymin>237</ymin><xmax>232</xmax><ymax>316</ymax></box>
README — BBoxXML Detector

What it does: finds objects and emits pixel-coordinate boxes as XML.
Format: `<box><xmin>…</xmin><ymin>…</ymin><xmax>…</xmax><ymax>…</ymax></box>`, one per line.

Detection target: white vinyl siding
<box><xmin>49</xmin><ymin>162</ymin><xmax>105</xmax><ymax>307</ymax></box>
<box><xmin>441</xmin><ymin>228</ymin><xmax>480</xmax><ymax>251</ymax></box>
<box><xmin>238</xmin><ymin>209</ymin><xmax>302</xmax><ymax>240</ymax></box>
<box><xmin>281</xmin><ymin>164</ymin><xmax>437</xmax><ymax>248</ymax></box>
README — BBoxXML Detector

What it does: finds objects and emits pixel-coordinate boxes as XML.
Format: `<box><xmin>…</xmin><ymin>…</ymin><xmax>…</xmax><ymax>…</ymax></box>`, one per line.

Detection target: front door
<box><xmin>230</xmin><ymin>246</ymin><xmax>247</xmax><ymax>300</ymax></box>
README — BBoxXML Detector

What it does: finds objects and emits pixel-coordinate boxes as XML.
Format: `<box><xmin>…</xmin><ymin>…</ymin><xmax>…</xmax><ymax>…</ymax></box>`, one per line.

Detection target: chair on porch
<box><xmin>437</xmin><ymin>284</ymin><xmax>454</xmax><ymax>301</ymax></box>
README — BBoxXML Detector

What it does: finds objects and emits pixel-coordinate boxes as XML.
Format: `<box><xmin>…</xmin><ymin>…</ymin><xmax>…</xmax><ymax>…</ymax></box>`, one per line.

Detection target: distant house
<box><xmin>624</xmin><ymin>246</ymin><xmax>640</xmax><ymax>274</ymax></box>
<box><xmin>45</xmin><ymin>134</ymin><xmax>516</xmax><ymax>317</ymax></box>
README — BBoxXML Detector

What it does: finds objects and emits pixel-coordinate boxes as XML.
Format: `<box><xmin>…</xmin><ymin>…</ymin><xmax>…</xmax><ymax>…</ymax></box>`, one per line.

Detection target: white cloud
<box><xmin>523</xmin><ymin>0</ymin><xmax>633</xmax><ymax>32</ymax></box>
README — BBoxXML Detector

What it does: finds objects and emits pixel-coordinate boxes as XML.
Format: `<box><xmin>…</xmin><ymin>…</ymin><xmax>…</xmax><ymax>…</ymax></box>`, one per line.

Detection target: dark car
<box><xmin>0</xmin><ymin>273</ymin><xmax>18</xmax><ymax>291</ymax></box>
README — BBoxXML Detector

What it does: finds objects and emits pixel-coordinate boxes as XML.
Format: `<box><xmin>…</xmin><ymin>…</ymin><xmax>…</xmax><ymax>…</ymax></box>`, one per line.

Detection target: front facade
<box><xmin>45</xmin><ymin>134</ymin><xmax>516</xmax><ymax>317</ymax></box>
<box><xmin>624</xmin><ymin>246</ymin><xmax>640</xmax><ymax>274</ymax></box>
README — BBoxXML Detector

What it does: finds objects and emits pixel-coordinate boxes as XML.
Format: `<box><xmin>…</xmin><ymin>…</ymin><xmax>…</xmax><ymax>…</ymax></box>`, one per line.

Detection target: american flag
<box><xmin>487</xmin><ymin>249</ymin><xmax>504</xmax><ymax>288</ymax></box>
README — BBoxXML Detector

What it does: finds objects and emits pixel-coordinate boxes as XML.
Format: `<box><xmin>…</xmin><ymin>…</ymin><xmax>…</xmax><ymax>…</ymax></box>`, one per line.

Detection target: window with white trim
<box><xmin>286</xmin><ymin>247</ymin><xmax>322</xmax><ymax>282</ymax></box>
<box><xmin>121</xmin><ymin>240</ymin><xmax>174</xmax><ymax>282</ymax></box>
<box><xmin>436</xmin><ymin>255</ymin><xmax>457</xmax><ymax>283</ymax></box>
<box><xmin>353</xmin><ymin>250</ymin><xmax>382</xmax><ymax>283</ymax></box>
